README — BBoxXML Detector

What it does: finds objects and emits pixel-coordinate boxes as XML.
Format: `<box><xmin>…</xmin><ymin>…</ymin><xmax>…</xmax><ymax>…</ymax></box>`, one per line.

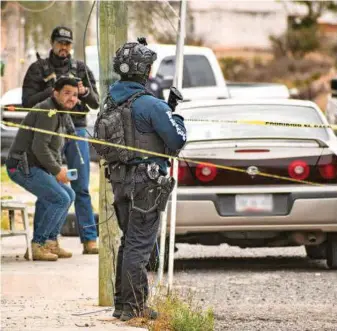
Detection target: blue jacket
<box><xmin>109</xmin><ymin>81</ymin><xmax>187</xmax><ymax>174</ymax></box>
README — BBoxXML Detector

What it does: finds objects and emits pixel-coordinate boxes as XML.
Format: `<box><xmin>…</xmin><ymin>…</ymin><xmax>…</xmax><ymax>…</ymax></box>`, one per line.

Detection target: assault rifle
<box><xmin>36</xmin><ymin>52</ymin><xmax>57</xmax><ymax>85</ymax></box>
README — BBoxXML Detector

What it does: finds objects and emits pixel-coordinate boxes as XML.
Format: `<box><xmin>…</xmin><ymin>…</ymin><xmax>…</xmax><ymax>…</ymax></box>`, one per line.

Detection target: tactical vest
<box><xmin>37</xmin><ymin>54</ymin><xmax>78</xmax><ymax>83</ymax></box>
<box><xmin>93</xmin><ymin>91</ymin><xmax>172</xmax><ymax>164</ymax></box>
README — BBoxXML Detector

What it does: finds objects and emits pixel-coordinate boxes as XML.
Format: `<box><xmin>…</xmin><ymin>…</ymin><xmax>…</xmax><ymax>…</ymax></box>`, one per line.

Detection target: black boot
<box><xmin>112</xmin><ymin>303</ymin><xmax>123</xmax><ymax>319</ymax></box>
<box><xmin>120</xmin><ymin>306</ymin><xmax>158</xmax><ymax>321</ymax></box>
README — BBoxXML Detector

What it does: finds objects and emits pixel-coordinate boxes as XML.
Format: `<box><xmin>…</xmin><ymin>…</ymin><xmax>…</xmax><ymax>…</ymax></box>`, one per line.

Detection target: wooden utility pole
<box><xmin>98</xmin><ymin>1</ymin><xmax>128</xmax><ymax>307</ymax></box>
<box><xmin>72</xmin><ymin>1</ymin><xmax>86</xmax><ymax>61</ymax></box>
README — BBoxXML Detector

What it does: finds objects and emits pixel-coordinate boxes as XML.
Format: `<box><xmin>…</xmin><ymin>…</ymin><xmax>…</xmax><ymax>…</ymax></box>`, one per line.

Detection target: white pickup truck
<box><xmin>146</xmin><ymin>44</ymin><xmax>290</xmax><ymax>101</ymax></box>
<box><xmin>85</xmin><ymin>43</ymin><xmax>290</xmax><ymax>102</ymax></box>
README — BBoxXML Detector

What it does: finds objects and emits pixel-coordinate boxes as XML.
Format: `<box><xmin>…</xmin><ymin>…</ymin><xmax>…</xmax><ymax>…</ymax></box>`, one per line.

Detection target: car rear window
<box><xmin>156</xmin><ymin>55</ymin><xmax>216</xmax><ymax>88</ymax></box>
<box><xmin>185</xmin><ymin>105</ymin><xmax>329</xmax><ymax>141</ymax></box>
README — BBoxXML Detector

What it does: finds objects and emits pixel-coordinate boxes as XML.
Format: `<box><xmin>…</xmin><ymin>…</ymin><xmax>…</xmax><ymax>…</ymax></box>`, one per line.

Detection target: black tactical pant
<box><xmin>112</xmin><ymin>169</ymin><xmax>161</xmax><ymax>312</ymax></box>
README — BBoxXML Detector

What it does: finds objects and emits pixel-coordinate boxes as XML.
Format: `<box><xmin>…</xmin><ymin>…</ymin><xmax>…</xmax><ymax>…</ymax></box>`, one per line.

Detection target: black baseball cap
<box><xmin>51</xmin><ymin>26</ymin><xmax>73</xmax><ymax>43</ymax></box>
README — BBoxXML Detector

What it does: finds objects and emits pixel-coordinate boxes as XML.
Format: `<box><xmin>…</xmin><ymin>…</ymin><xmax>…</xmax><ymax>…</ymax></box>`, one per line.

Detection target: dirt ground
<box><xmin>1</xmin><ymin>236</ymin><xmax>147</xmax><ymax>331</ymax></box>
<box><xmin>173</xmin><ymin>244</ymin><xmax>337</xmax><ymax>331</ymax></box>
<box><xmin>3</xmin><ymin>236</ymin><xmax>337</xmax><ymax>331</ymax></box>
<box><xmin>1</xmin><ymin>161</ymin><xmax>144</xmax><ymax>330</ymax></box>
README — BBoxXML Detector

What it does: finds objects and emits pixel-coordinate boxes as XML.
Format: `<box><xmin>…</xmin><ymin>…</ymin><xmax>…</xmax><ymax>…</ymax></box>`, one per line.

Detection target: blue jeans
<box><xmin>63</xmin><ymin>127</ymin><xmax>97</xmax><ymax>242</ymax></box>
<box><xmin>6</xmin><ymin>166</ymin><xmax>75</xmax><ymax>245</ymax></box>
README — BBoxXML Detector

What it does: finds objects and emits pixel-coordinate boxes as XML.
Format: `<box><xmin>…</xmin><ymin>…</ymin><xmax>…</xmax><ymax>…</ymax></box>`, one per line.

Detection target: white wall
<box><xmin>189</xmin><ymin>1</ymin><xmax>288</xmax><ymax>50</ymax></box>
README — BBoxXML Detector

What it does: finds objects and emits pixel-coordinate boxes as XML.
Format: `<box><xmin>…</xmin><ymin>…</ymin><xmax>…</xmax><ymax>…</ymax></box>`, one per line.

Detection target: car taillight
<box><xmin>169</xmin><ymin>162</ymin><xmax>187</xmax><ymax>182</ymax></box>
<box><xmin>288</xmin><ymin>160</ymin><xmax>310</xmax><ymax>180</ymax></box>
<box><xmin>319</xmin><ymin>164</ymin><xmax>337</xmax><ymax>179</ymax></box>
<box><xmin>195</xmin><ymin>163</ymin><xmax>217</xmax><ymax>182</ymax></box>
<box><xmin>178</xmin><ymin>164</ymin><xmax>186</xmax><ymax>182</ymax></box>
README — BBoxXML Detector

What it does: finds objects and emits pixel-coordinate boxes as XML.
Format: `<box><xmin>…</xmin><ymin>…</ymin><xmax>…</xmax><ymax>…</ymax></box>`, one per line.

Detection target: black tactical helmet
<box><xmin>113</xmin><ymin>37</ymin><xmax>157</xmax><ymax>83</ymax></box>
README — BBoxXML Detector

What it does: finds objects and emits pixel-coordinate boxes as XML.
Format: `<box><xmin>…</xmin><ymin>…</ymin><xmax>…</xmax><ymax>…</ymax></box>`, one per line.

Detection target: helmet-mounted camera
<box><xmin>113</xmin><ymin>37</ymin><xmax>157</xmax><ymax>83</ymax></box>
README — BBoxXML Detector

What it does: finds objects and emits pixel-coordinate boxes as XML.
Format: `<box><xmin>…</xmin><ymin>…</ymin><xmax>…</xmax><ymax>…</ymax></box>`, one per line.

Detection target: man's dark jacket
<box><xmin>109</xmin><ymin>81</ymin><xmax>187</xmax><ymax>174</ymax></box>
<box><xmin>22</xmin><ymin>51</ymin><xmax>99</xmax><ymax>127</ymax></box>
<box><xmin>9</xmin><ymin>97</ymin><xmax>66</xmax><ymax>175</ymax></box>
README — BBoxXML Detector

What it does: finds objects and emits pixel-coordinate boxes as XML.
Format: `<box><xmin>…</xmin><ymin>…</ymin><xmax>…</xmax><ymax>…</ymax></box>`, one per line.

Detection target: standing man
<box><xmin>21</xmin><ymin>26</ymin><xmax>100</xmax><ymax>254</ymax></box>
<box><xmin>6</xmin><ymin>77</ymin><xmax>78</xmax><ymax>261</ymax></box>
<box><xmin>94</xmin><ymin>38</ymin><xmax>186</xmax><ymax>321</ymax></box>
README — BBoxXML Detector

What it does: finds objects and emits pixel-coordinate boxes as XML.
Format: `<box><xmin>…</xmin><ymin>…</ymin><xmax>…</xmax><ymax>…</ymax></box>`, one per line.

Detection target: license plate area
<box><xmin>235</xmin><ymin>194</ymin><xmax>273</xmax><ymax>213</ymax></box>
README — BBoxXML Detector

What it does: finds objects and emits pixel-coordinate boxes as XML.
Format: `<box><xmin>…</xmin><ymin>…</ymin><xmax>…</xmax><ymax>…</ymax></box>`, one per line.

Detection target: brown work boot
<box><xmin>45</xmin><ymin>240</ymin><xmax>72</xmax><ymax>258</ymax></box>
<box><xmin>31</xmin><ymin>242</ymin><xmax>58</xmax><ymax>261</ymax></box>
<box><xmin>83</xmin><ymin>240</ymin><xmax>99</xmax><ymax>254</ymax></box>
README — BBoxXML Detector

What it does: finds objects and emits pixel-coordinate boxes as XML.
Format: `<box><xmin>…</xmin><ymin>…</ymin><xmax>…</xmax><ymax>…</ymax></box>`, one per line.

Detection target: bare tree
<box><xmin>291</xmin><ymin>1</ymin><xmax>337</xmax><ymax>28</ymax></box>
<box><xmin>15</xmin><ymin>1</ymin><xmax>93</xmax><ymax>57</ymax></box>
<box><xmin>271</xmin><ymin>0</ymin><xmax>337</xmax><ymax>58</ymax></box>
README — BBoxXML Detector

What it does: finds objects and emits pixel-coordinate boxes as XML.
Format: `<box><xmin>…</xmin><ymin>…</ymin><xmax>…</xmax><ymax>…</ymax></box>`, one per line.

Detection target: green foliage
<box><xmin>170</xmin><ymin>302</ymin><xmax>214</xmax><ymax>331</ymax></box>
<box><xmin>1</xmin><ymin>211</ymin><xmax>10</xmax><ymax>230</ymax></box>
<box><xmin>19</xmin><ymin>1</ymin><xmax>93</xmax><ymax>54</ymax></box>
<box><xmin>270</xmin><ymin>26</ymin><xmax>320</xmax><ymax>59</ymax></box>
<box><xmin>219</xmin><ymin>57</ymin><xmax>247</xmax><ymax>81</ymax></box>
<box><xmin>218</xmin><ymin>55</ymin><xmax>332</xmax><ymax>92</ymax></box>
<box><xmin>148</xmin><ymin>294</ymin><xmax>214</xmax><ymax>331</ymax></box>
<box><xmin>252</xmin><ymin>56</ymin><xmax>264</xmax><ymax>68</ymax></box>
<box><xmin>287</xmin><ymin>27</ymin><xmax>320</xmax><ymax>58</ymax></box>
<box><xmin>1</xmin><ymin>166</ymin><xmax>10</xmax><ymax>183</ymax></box>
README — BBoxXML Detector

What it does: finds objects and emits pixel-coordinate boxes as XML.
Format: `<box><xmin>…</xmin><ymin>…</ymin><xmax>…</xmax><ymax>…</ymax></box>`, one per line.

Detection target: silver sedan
<box><xmin>167</xmin><ymin>99</ymin><xmax>337</xmax><ymax>269</ymax></box>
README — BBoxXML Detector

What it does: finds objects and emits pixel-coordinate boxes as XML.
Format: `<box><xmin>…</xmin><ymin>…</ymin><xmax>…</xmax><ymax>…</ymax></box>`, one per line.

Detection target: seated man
<box><xmin>5</xmin><ymin>76</ymin><xmax>78</xmax><ymax>261</ymax></box>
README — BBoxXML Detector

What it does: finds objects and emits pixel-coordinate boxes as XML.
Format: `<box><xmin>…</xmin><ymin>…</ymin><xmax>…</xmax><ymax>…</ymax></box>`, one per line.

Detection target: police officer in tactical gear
<box><xmin>107</xmin><ymin>38</ymin><xmax>186</xmax><ymax>321</ymax></box>
<box><xmin>21</xmin><ymin>26</ymin><xmax>100</xmax><ymax>254</ymax></box>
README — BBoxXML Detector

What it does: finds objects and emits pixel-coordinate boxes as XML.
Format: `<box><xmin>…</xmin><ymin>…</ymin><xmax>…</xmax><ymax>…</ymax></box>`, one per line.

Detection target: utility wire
<box><xmin>83</xmin><ymin>0</ymin><xmax>97</xmax><ymax>93</ymax></box>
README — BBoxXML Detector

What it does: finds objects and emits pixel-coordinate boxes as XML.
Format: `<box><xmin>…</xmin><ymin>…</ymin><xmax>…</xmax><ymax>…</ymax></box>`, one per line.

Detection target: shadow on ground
<box><xmin>172</xmin><ymin>256</ymin><xmax>329</xmax><ymax>272</ymax></box>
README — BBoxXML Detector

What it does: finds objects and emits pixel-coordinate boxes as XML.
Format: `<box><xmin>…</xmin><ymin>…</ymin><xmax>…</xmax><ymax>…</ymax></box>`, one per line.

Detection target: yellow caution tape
<box><xmin>184</xmin><ymin>118</ymin><xmax>337</xmax><ymax>130</ymax></box>
<box><xmin>1</xmin><ymin>120</ymin><xmax>324</xmax><ymax>186</ymax></box>
<box><xmin>2</xmin><ymin>105</ymin><xmax>336</xmax><ymax>130</ymax></box>
<box><xmin>1</xmin><ymin>105</ymin><xmax>85</xmax><ymax>116</ymax></box>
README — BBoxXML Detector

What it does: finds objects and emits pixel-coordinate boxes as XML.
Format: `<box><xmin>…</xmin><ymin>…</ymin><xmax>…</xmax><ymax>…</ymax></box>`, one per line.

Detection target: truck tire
<box><xmin>305</xmin><ymin>243</ymin><xmax>327</xmax><ymax>260</ymax></box>
<box><xmin>326</xmin><ymin>233</ymin><xmax>337</xmax><ymax>270</ymax></box>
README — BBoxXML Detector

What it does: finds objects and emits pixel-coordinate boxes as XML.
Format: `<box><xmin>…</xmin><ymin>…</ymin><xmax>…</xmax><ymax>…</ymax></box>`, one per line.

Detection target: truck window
<box><xmin>156</xmin><ymin>56</ymin><xmax>191</xmax><ymax>88</ymax></box>
<box><xmin>156</xmin><ymin>54</ymin><xmax>216</xmax><ymax>88</ymax></box>
<box><xmin>184</xmin><ymin>55</ymin><xmax>216</xmax><ymax>88</ymax></box>
<box><xmin>156</xmin><ymin>58</ymin><xmax>174</xmax><ymax>78</ymax></box>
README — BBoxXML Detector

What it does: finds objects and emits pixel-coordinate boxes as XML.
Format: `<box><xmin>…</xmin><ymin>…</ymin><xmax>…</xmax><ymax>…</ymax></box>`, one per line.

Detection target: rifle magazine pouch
<box><xmin>109</xmin><ymin>163</ymin><xmax>126</xmax><ymax>183</ymax></box>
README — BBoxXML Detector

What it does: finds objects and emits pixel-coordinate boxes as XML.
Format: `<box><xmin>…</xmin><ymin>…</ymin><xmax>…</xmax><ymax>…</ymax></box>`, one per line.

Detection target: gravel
<box><xmin>169</xmin><ymin>243</ymin><xmax>337</xmax><ymax>331</ymax></box>
<box><xmin>2</xmin><ymin>238</ymin><xmax>337</xmax><ymax>331</ymax></box>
